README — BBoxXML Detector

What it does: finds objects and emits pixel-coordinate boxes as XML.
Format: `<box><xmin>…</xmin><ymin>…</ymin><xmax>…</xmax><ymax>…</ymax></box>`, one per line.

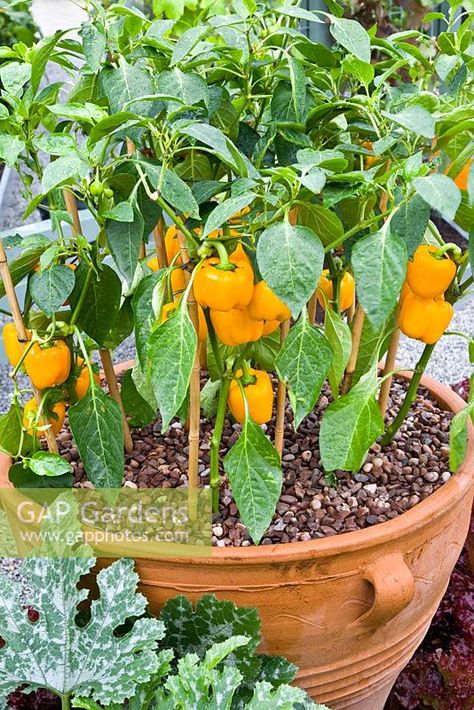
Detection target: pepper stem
<box><xmin>434</xmin><ymin>242</ymin><xmax>462</xmax><ymax>260</ymax></box>
<box><xmin>210</xmin><ymin>376</ymin><xmax>231</xmax><ymax>512</ymax></box>
<box><xmin>213</xmin><ymin>240</ymin><xmax>236</xmax><ymax>271</ymax></box>
<box><xmin>381</xmin><ymin>343</ymin><xmax>435</xmax><ymax>446</ymax></box>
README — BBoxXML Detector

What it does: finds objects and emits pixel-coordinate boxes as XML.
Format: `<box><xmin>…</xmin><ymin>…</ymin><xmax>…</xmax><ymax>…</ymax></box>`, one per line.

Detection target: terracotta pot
<box><xmin>1</xmin><ymin>370</ymin><xmax>473</xmax><ymax>710</ymax></box>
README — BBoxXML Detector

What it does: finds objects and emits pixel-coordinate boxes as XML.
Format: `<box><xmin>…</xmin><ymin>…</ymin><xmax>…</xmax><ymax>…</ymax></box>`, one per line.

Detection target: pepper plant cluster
<box><xmin>0</xmin><ymin>0</ymin><xmax>473</xmax><ymax>542</ymax></box>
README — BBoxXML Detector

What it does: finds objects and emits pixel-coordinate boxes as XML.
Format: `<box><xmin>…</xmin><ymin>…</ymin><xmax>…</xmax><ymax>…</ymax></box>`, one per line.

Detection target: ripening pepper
<box><xmin>210</xmin><ymin>308</ymin><xmax>263</xmax><ymax>346</ymax></box>
<box><xmin>453</xmin><ymin>159</ymin><xmax>472</xmax><ymax>192</ymax></box>
<box><xmin>248</xmin><ymin>280</ymin><xmax>291</xmax><ymax>322</ymax></box>
<box><xmin>24</xmin><ymin>340</ymin><xmax>71</xmax><ymax>390</ymax></box>
<box><xmin>407</xmin><ymin>245</ymin><xmax>456</xmax><ymax>299</ymax></box>
<box><xmin>399</xmin><ymin>293</ymin><xmax>454</xmax><ymax>345</ymax></box>
<box><xmin>161</xmin><ymin>299</ymin><xmax>208</xmax><ymax>342</ymax></box>
<box><xmin>2</xmin><ymin>323</ymin><xmax>31</xmax><ymax>368</ymax></box>
<box><xmin>147</xmin><ymin>226</ymin><xmax>187</xmax><ymax>295</ymax></box>
<box><xmin>194</xmin><ymin>254</ymin><xmax>254</xmax><ymax>312</ymax></box>
<box><xmin>228</xmin><ymin>368</ymin><xmax>273</xmax><ymax>424</ymax></box>
<box><xmin>23</xmin><ymin>398</ymin><xmax>66</xmax><ymax>437</ymax></box>
<box><xmin>317</xmin><ymin>270</ymin><xmax>355</xmax><ymax>312</ymax></box>
<box><xmin>362</xmin><ymin>140</ymin><xmax>378</xmax><ymax>169</ymax></box>
<box><xmin>262</xmin><ymin>320</ymin><xmax>280</xmax><ymax>336</ymax></box>
<box><xmin>74</xmin><ymin>358</ymin><xmax>100</xmax><ymax>400</ymax></box>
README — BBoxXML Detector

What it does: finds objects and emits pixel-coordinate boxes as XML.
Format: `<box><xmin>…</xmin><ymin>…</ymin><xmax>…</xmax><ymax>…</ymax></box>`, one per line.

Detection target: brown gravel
<box><xmin>56</xmin><ymin>378</ymin><xmax>453</xmax><ymax>547</ymax></box>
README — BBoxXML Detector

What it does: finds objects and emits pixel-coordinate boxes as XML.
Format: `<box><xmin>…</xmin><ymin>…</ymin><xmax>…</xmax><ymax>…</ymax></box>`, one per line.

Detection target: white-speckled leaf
<box><xmin>0</xmin><ymin>544</ymin><xmax>164</xmax><ymax>704</ymax></box>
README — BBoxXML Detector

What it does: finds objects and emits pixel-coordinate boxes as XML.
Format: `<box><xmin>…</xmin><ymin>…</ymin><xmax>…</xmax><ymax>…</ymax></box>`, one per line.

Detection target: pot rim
<box><xmin>1</xmin><ymin>362</ymin><xmax>473</xmax><ymax>564</ymax></box>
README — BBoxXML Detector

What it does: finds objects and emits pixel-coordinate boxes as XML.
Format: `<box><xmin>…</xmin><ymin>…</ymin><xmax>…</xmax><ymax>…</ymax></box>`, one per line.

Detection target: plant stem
<box><xmin>61</xmin><ymin>694</ymin><xmax>70</xmax><ymax>710</ymax></box>
<box><xmin>381</xmin><ymin>343</ymin><xmax>435</xmax><ymax>446</ymax></box>
<box><xmin>210</xmin><ymin>377</ymin><xmax>231</xmax><ymax>512</ymax></box>
<box><xmin>275</xmin><ymin>320</ymin><xmax>290</xmax><ymax>457</ymax></box>
<box><xmin>70</xmin><ymin>266</ymin><xmax>92</xmax><ymax>327</ymax></box>
<box><xmin>154</xmin><ymin>217</ymin><xmax>168</xmax><ymax>267</ymax></box>
<box><xmin>324</xmin><ymin>206</ymin><xmax>395</xmax><ymax>253</ymax></box>
<box><xmin>203</xmin><ymin>309</ymin><xmax>224</xmax><ymax>378</ymax></box>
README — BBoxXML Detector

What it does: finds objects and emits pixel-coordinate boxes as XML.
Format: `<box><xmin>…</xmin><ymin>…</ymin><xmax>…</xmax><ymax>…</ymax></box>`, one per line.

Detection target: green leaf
<box><xmin>42</xmin><ymin>155</ymin><xmax>89</xmax><ymax>194</ymax></box>
<box><xmin>102</xmin><ymin>201</ymin><xmax>135</xmax><ymax>222</ymax></box>
<box><xmin>28</xmin><ymin>452</ymin><xmax>72</xmax><ymax>477</ymax></box>
<box><xmin>343</xmin><ymin>55</ymin><xmax>374</xmax><ymax>85</ymax></box>
<box><xmin>257</xmin><ymin>222</ymin><xmax>324</xmax><ymax>319</ymax></box>
<box><xmin>288</xmin><ymin>57</ymin><xmax>306</xmax><ymax>123</ymax></box>
<box><xmin>300</xmin><ymin>168</ymin><xmax>326</xmax><ymax>194</ymax></box>
<box><xmin>351</xmin><ymin>229</ymin><xmax>407</xmax><ymax>330</ymax></box>
<box><xmin>69</xmin><ymin>383</ymin><xmax>124</xmax><ymax>487</ymax></box>
<box><xmin>161</xmin><ymin>593</ymin><xmax>260</xmax><ymax>672</ymax></box>
<box><xmin>330</xmin><ymin>17</ymin><xmax>371</xmax><ymax>63</ymax></box>
<box><xmin>248</xmin><ymin>330</ymin><xmax>281</xmax><ymax>372</ymax></box>
<box><xmin>201</xmin><ymin>379</ymin><xmax>221</xmax><ymax>419</ymax></box>
<box><xmin>223</xmin><ymin>418</ymin><xmax>282</xmax><ymax>544</ymax></box>
<box><xmin>449</xmin><ymin>400</ymin><xmax>474</xmax><ymax>472</ymax></box>
<box><xmin>9</xmin><ymin>462</ymin><xmax>72</xmax><ymax>489</ymax></box>
<box><xmin>203</xmin><ymin>193</ymin><xmax>254</xmax><ymax>236</ymax></box>
<box><xmin>413</xmin><ymin>174</ymin><xmax>462</xmax><ymax>221</ymax></box>
<box><xmin>161</xmin><ymin>168</ymin><xmax>200</xmax><ymax>219</ymax></box>
<box><xmin>81</xmin><ymin>22</ymin><xmax>106</xmax><ymax>73</ymax></box>
<box><xmin>0</xmin><ymin>403</ymin><xmax>33</xmax><ymax>457</ymax></box>
<box><xmin>175</xmin><ymin>152</ymin><xmax>213</xmax><ymax>181</ymax></box>
<box><xmin>0</xmin><ymin>134</ymin><xmax>25</xmax><ymax>166</ymax></box>
<box><xmin>29</xmin><ymin>265</ymin><xmax>76</xmax><ymax>317</ymax></box>
<box><xmin>30</xmin><ymin>31</ymin><xmax>66</xmax><ymax>94</ymax></box>
<box><xmin>100</xmin><ymin>59</ymin><xmax>156</xmax><ymax>118</ymax></box>
<box><xmin>0</xmin><ymin>62</ymin><xmax>31</xmax><ymax>96</ymax></box>
<box><xmin>390</xmin><ymin>195</ymin><xmax>430</xmax><ymax>257</ymax></box>
<box><xmin>383</xmin><ymin>105</ymin><xmax>435</xmax><ymax>139</ymax></box>
<box><xmin>297</xmin><ymin>203</ymin><xmax>344</xmax><ymax>247</ymax></box>
<box><xmin>132</xmin><ymin>272</ymin><xmax>165</xmax><ymax>368</ymax></box>
<box><xmin>157</xmin><ymin>68</ymin><xmax>208</xmax><ymax>108</ymax></box>
<box><xmin>103</xmin><ymin>298</ymin><xmax>134</xmax><ymax>351</ymax></box>
<box><xmin>279</xmin><ymin>6</ymin><xmax>324</xmax><ymax>24</ymax></box>
<box><xmin>179</xmin><ymin>123</ymin><xmax>251</xmax><ymax>178</ymax></box>
<box><xmin>48</xmin><ymin>102</ymin><xmax>106</xmax><ymax>124</ymax></box>
<box><xmin>148</xmin><ymin>302</ymin><xmax>197</xmax><ymax>432</ymax></box>
<box><xmin>0</xmin><ymin>555</ymin><xmax>164</xmax><ymax>703</ymax></box>
<box><xmin>69</xmin><ymin>264</ymin><xmax>122</xmax><ymax>347</ymax></box>
<box><xmin>320</xmin><ymin>369</ymin><xmax>384</xmax><ymax>472</ymax></box>
<box><xmin>121</xmin><ymin>368</ymin><xmax>156</xmax><ymax>428</ymax></box>
<box><xmin>324</xmin><ymin>307</ymin><xmax>352</xmax><ymax>398</ymax></box>
<box><xmin>352</xmin><ymin>313</ymin><xmax>392</xmax><ymax>386</ymax></box>
<box><xmin>0</xmin><ymin>246</ymin><xmax>46</xmax><ymax>300</ymax></box>
<box><xmin>106</xmin><ymin>210</ymin><xmax>144</xmax><ymax>286</ymax></box>
<box><xmin>276</xmin><ymin>313</ymin><xmax>333</xmax><ymax>429</ymax></box>
<box><xmin>171</xmin><ymin>25</ymin><xmax>210</xmax><ymax>66</ymax></box>
<box><xmin>33</xmin><ymin>134</ymin><xmax>76</xmax><ymax>157</ymax></box>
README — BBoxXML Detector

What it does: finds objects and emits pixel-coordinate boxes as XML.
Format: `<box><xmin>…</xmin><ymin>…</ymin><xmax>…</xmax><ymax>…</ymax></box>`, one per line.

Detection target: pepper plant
<box><xmin>0</xmin><ymin>0</ymin><xmax>473</xmax><ymax>543</ymax></box>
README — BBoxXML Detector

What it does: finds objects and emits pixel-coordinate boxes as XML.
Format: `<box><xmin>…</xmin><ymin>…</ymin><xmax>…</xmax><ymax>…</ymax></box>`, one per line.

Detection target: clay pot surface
<box><xmin>1</xmin><ymin>370</ymin><xmax>473</xmax><ymax>710</ymax></box>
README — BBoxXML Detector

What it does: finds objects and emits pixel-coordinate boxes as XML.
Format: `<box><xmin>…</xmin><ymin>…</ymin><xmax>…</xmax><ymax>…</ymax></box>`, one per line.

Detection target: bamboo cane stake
<box><xmin>63</xmin><ymin>188</ymin><xmax>134</xmax><ymax>453</ymax></box>
<box><xmin>0</xmin><ymin>239</ymin><xmax>59</xmax><ymax>453</ymax></box>
<box><xmin>378</xmin><ymin>305</ymin><xmax>401</xmax><ymax>416</ymax></box>
<box><xmin>154</xmin><ymin>217</ymin><xmax>168</xmax><ymax>268</ymax></box>
<box><xmin>126</xmin><ymin>139</ymin><xmax>146</xmax><ymax>259</ymax></box>
<box><xmin>177</xmin><ymin>232</ymin><xmax>200</xmax><ymax>497</ymax></box>
<box><xmin>275</xmin><ymin>320</ymin><xmax>290</xmax><ymax>457</ymax></box>
<box><xmin>341</xmin><ymin>304</ymin><xmax>365</xmax><ymax>395</ymax></box>
<box><xmin>99</xmin><ymin>349</ymin><xmax>134</xmax><ymax>453</ymax></box>
<box><xmin>308</xmin><ymin>289</ymin><xmax>318</xmax><ymax>325</ymax></box>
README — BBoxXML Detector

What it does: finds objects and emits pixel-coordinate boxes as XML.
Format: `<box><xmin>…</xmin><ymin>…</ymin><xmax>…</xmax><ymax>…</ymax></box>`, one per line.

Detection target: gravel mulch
<box><xmin>56</xmin><ymin>378</ymin><xmax>453</xmax><ymax>547</ymax></box>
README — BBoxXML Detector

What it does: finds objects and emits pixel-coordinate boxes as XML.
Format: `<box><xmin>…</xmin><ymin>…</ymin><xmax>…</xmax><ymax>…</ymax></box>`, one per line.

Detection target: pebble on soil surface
<box><xmin>56</xmin><ymin>377</ymin><xmax>453</xmax><ymax>547</ymax></box>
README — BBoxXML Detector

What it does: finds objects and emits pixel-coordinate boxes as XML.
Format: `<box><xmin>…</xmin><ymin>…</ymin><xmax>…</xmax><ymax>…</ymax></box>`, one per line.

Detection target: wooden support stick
<box><xmin>63</xmin><ymin>188</ymin><xmax>134</xmax><ymax>453</ymax></box>
<box><xmin>341</xmin><ymin>305</ymin><xmax>365</xmax><ymax>395</ymax></box>
<box><xmin>154</xmin><ymin>218</ymin><xmax>168</xmax><ymax>268</ymax></box>
<box><xmin>308</xmin><ymin>290</ymin><xmax>318</xmax><ymax>325</ymax></box>
<box><xmin>275</xmin><ymin>320</ymin><xmax>290</xmax><ymax>457</ymax></box>
<box><xmin>63</xmin><ymin>189</ymin><xmax>82</xmax><ymax>237</ymax></box>
<box><xmin>177</xmin><ymin>233</ymin><xmax>200</xmax><ymax>496</ymax></box>
<box><xmin>100</xmin><ymin>349</ymin><xmax>134</xmax><ymax>454</ymax></box>
<box><xmin>378</xmin><ymin>306</ymin><xmax>401</xmax><ymax>416</ymax></box>
<box><xmin>0</xmin><ymin>239</ymin><xmax>58</xmax><ymax>454</ymax></box>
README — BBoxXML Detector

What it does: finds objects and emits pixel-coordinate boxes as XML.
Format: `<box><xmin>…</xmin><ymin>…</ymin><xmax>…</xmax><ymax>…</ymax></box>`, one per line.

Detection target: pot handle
<box><xmin>354</xmin><ymin>552</ymin><xmax>415</xmax><ymax>631</ymax></box>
